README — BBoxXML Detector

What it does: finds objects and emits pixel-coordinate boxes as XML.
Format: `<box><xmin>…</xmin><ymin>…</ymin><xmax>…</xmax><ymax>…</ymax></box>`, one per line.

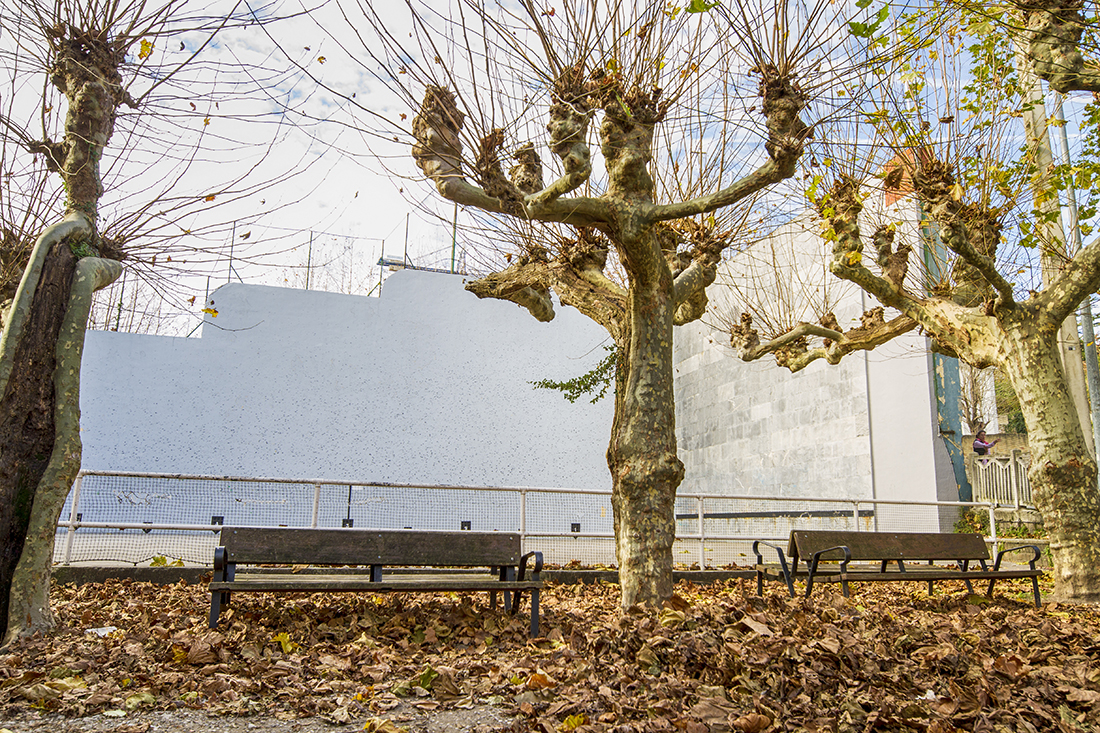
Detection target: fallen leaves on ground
<box><xmin>0</xmin><ymin>576</ymin><xmax>1098</xmax><ymax>731</ymax></box>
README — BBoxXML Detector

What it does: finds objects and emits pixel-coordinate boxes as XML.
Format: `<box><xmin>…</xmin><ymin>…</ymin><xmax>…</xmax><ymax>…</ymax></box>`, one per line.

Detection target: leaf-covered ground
<box><xmin>1</xmin><ymin>576</ymin><xmax>1099</xmax><ymax>732</ymax></box>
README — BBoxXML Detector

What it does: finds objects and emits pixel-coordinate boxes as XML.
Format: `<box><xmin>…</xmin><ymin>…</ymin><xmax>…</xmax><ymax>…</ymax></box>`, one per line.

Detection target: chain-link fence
<box><xmin>54</xmin><ymin>470</ymin><xmax>1045</xmax><ymax>567</ymax></box>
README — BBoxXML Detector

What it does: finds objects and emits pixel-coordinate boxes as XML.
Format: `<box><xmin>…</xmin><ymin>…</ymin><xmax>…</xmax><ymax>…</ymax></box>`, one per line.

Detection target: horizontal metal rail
<box><xmin>57</xmin><ymin>470</ymin><xmax>1051</xmax><ymax>567</ymax></box>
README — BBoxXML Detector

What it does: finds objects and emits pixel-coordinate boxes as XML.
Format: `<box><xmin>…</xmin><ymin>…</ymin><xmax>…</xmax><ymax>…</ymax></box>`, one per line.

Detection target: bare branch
<box><xmin>412</xmin><ymin>85</ymin><xmax>609</xmax><ymax>227</ymax></box>
<box><xmin>647</xmin><ymin>66</ymin><xmax>809</xmax><ymax>223</ymax></box>
<box><xmin>731</xmin><ymin>309</ymin><xmax>918</xmax><ymax>372</ymax></box>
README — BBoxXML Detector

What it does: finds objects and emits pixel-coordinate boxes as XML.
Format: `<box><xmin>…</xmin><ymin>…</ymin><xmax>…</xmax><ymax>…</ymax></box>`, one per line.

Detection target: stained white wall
<box><xmin>80</xmin><ymin>269</ymin><xmax>614</xmax><ymax>489</ymax></box>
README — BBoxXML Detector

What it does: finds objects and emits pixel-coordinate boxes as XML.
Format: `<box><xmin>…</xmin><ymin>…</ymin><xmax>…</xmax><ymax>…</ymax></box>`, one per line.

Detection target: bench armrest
<box><xmin>809</xmin><ymin>545</ymin><xmax>853</xmax><ymax>569</ymax></box>
<box><xmin>993</xmin><ymin>544</ymin><xmax>1041</xmax><ymax>571</ymax></box>
<box><xmin>753</xmin><ymin>540</ymin><xmax>790</xmax><ymax>571</ymax></box>
<box><xmin>753</xmin><ymin>540</ymin><xmax>794</xmax><ymax>597</ymax></box>
<box><xmin>213</xmin><ymin>547</ymin><xmax>227</xmax><ymax>580</ymax></box>
<box><xmin>519</xmin><ymin>551</ymin><xmax>543</xmax><ymax>581</ymax></box>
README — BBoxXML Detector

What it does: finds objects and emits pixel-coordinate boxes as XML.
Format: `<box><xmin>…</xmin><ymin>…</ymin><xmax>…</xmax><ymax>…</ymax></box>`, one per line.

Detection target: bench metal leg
<box><xmin>209</xmin><ymin>592</ymin><xmax>222</xmax><ymax>629</ymax></box>
<box><xmin>502</xmin><ymin>566</ymin><xmax>516</xmax><ymax>612</ymax></box>
<box><xmin>529</xmin><ymin>587</ymin><xmax>540</xmax><ymax>637</ymax></box>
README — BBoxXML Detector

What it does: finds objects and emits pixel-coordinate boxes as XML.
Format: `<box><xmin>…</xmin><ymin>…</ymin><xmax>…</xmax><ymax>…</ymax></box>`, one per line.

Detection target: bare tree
<box><xmin>318</xmin><ymin>0</ymin><xmax>878</xmax><ymax>608</ymax></box>
<box><xmin>0</xmin><ymin>0</ymin><xmax>313</xmax><ymax>643</ymax></box>
<box><xmin>729</xmin><ymin>1</ymin><xmax>1100</xmax><ymax>601</ymax></box>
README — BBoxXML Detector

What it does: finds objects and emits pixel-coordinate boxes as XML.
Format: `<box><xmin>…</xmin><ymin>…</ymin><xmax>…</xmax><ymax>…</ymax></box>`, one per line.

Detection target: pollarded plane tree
<box><xmin>342</xmin><ymin>0</ymin><xmax>878</xmax><ymax>607</ymax></box>
<box><xmin>0</xmin><ymin>0</ymin><xmax>313</xmax><ymax>644</ymax></box>
<box><xmin>730</xmin><ymin>1</ymin><xmax>1100</xmax><ymax>601</ymax></box>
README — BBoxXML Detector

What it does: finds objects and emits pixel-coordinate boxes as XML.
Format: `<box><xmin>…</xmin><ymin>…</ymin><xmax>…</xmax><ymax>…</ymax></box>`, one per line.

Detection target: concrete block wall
<box><xmin>674</xmin><ymin>320</ymin><xmax>873</xmax><ymax>500</ymax></box>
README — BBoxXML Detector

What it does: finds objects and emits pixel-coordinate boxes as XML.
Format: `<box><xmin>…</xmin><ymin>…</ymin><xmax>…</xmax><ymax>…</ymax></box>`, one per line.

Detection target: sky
<box><xmin>4</xmin><ymin>0</ymin><xmax>1098</xmax><ymax>336</ymax></box>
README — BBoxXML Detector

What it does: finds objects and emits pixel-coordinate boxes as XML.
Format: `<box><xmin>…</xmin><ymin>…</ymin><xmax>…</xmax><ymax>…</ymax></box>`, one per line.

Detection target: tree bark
<box><xmin>1000</xmin><ymin>316</ymin><xmax>1100</xmax><ymax>601</ymax></box>
<box><xmin>607</xmin><ymin>276</ymin><xmax>684</xmax><ymax>608</ymax></box>
<box><xmin>4</xmin><ymin>255</ymin><xmax>121</xmax><ymax>643</ymax></box>
<box><xmin>0</xmin><ymin>242</ymin><xmax>75</xmax><ymax>642</ymax></box>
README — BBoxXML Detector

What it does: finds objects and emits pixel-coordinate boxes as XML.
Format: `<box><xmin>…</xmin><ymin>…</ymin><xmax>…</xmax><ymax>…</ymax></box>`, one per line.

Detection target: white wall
<box><xmin>80</xmin><ymin>270</ymin><xmax>614</xmax><ymax>489</ymax></box>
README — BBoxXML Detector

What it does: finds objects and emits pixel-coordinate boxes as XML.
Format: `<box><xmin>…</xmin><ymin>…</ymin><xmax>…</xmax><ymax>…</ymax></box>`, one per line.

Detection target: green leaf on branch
<box><xmin>686</xmin><ymin>0</ymin><xmax>719</xmax><ymax>11</ymax></box>
<box><xmin>530</xmin><ymin>345</ymin><xmax>617</xmax><ymax>404</ymax></box>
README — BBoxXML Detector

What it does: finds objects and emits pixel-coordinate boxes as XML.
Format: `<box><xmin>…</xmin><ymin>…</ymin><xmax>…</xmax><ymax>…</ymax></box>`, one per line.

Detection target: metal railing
<box><xmin>968</xmin><ymin>449</ymin><xmax>1032</xmax><ymax>507</ymax></box>
<box><xmin>54</xmin><ymin>470</ymin><xmax>1047</xmax><ymax>568</ymax></box>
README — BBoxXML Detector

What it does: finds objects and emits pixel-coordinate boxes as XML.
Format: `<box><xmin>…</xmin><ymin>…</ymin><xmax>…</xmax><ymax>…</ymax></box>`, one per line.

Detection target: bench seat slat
<box><xmin>790</xmin><ymin>531</ymin><xmax>989</xmax><ymax>562</ymax></box>
<box><xmin>210</xmin><ymin>578</ymin><xmax>542</xmax><ymax>592</ymax></box>
<box><xmin>222</xmin><ymin>527</ymin><xmax>521</xmax><ymax>566</ymax></box>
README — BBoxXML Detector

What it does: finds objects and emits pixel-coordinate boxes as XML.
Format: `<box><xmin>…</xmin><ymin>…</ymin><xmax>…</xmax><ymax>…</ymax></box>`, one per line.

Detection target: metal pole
<box><xmin>697</xmin><ymin>496</ymin><xmax>706</xmax><ymax>569</ymax></box>
<box><xmin>1052</xmin><ymin>92</ymin><xmax>1100</xmax><ymax>466</ymax></box>
<box><xmin>227</xmin><ymin>221</ymin><xmax>235</xmax><ymax>283</ymax></box>
<box><xmin>520</xmin><ymin>489</ymin><xmax>527</xmax><ymax>554</ymax></box>
<box><xmin>305</xmin><ymin>232</ymin><xmax>313</xmax><ymax>290</ymax></box>
<box><xmin>63</xmin><ymin>473</ymin><xmax>84</xmax><ymax>565</ymax></box>
<box><xmin>451</xmin><ymin>202</ymin><xmax>458</xmax><ymax>273</ymax></box>
<box><xmin>852</xmin><ymin>501</ymin><xmax>861</xmax><ymax>531</ymax></box>
<box><xmin>311</xmin><ymin>484</ymin><xmax>321</xmax><ymax>528</ymax></box>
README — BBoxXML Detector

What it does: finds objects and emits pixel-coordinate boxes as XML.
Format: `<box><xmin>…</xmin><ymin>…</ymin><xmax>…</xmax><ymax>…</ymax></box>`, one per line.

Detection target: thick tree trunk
<box><xmin>4</xmin><ymin>256</ymin><xmax>121</xmax><ymax>644</ymax></box>
<box><xmin>606</xmin><ymin>279</ymin><xmax>685</xmax><ymax>609</ymax></box>
<box><xmin>1002</xmin><ymin>321</ymin><xmax>1100</xmax><ymax>602</ymax></box>
<box><xmin>0</xmin><ymin>242</ymin><xmax>76</xmax><ymax>642</ymax></box>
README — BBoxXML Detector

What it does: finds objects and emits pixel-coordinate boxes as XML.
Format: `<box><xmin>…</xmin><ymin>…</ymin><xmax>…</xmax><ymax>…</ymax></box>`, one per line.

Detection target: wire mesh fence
<box><xmin>54</xmin><ymin>470</ymin><xmax>1046</xmax><ymax>567</ymax></box>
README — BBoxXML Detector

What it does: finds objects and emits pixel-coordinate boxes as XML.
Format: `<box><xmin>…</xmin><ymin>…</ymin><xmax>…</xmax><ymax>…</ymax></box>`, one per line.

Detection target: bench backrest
<box><xmin>789</xmin><ymin>531</ymin><xmax>990</xmax><ymax>563</ymax></box>
<box><xmin>219</xmin><ymin>527</ymin><xmax>521</xmax><ymax>566</ymax></box>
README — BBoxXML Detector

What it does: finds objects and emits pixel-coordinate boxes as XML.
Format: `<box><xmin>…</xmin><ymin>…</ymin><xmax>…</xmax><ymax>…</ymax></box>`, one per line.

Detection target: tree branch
<box><xmin>465</xmin><ymin>259</ymin><xmax>556</xmax><ymax>322</ymax></box>
<box><xmin>466</xmin><ymin>244</ymin><xmax>628</xmax><ymax>339</ymax></box>
<box><xmin>1039</xmin><ymin>235</ymin><xmax>1100</xmax><ymax>322</ymax></box>
<box><xmin>647</xmin><ymin>66</ymin><xmax>809</xmax><ymax>224</ymax></box>
<box><xmin>412</xmin><ymin>86</ymin><xmax>610</xmax><ymax>227</ymax></box>
<box><xmin>912</xmin><ymin>159</ymin><xmax>1016</xmax><ymax>307</ymax></box>
<box><xmin>732</xmin><ymin>311</ymin><xmax>918</xmax><ymax>372</ymax></box>
<box><xmin>1026</xmin><ymin>0</ymin><xmax>1100</xmax><ymax>93</ymax></box>
<box><xmin>525</xmin><ymin>64</ymin><xmax>594</xmax><ymax>208</ymax></box>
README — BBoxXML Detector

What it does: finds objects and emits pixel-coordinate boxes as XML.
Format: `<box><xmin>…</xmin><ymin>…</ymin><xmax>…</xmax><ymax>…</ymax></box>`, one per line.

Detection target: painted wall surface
<box><xmin>80</xmin><ymin>269</ymin><xmax>614</xmax><ymax>490</ymax></box>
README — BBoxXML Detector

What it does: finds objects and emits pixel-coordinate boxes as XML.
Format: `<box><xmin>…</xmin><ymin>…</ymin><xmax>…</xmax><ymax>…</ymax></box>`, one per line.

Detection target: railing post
<box><xmin>311</xmin><ymin>483</ymin><xmax>321</xmax><ymax>528</ymax></box>
<box><xmin>697</xmin><ymin>496</ymin><xmax>706</xmax><ymax>570</ymax></box>
<box><xmin>987</xmin><ymin>502</ymin><xmax>998</xmax><ymax>553</ymax></box>
<box><xmin>520</xmin><ymin>488</ymin><xmax>527</xmax><ymax>555</ymax></box>
<box><xmin>1010</xmin><ymin>449</ymin><xmax>1021</xmax><ymax>510</ymax></box>
<box><xmin>852</xmin><ymin>501</ymin><xmax>861</xmax><ymax>530</ymax></box>
<box><xmin>62</xmin><ymin>472</ymin><xmax>84</xmax><ymax>565</ymax></box>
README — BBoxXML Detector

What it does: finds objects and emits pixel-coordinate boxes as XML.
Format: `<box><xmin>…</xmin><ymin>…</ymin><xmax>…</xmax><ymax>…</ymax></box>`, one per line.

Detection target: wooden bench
<box><xmin>208</xmin><ymin>527</ymin><xmax>544</xmax><ymax>635</ymax></box>
<box><xmin>754</xmin><ymin>530</ymin><xmax>1042</xmax><ymax>606</ymax></box>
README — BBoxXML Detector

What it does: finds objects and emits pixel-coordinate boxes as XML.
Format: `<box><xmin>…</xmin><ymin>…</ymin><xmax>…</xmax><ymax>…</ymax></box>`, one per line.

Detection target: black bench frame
<box><xmin>754</xmin><ymin>530</ymin><xmax>1042</xmax><ymax>606</ymax></box>
<box><xmin>208</xmin><ymin>527</ymin><xmax>544</xmax><ymax>636</ymax></box>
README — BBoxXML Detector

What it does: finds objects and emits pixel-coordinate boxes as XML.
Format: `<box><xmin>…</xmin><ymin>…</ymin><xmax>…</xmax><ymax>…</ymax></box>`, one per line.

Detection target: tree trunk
<box><xmin>4</xmin><ymin>255</ymin><xmax>121</xmax><ymax>643</ymax></box>
<box><xmin>0</xmin><ymin>242</ymin><xmax>75</xmax><ymax>642</ymax></box>
<box><xmin>1002</xmin><ymin>319</ymin><xmax>1100</xmax><ymax>601</ymax></box>
<box><xmin>606</xmin><ymin>279</ymin><xmax>685</xmax><ymax>609</ymax></box>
